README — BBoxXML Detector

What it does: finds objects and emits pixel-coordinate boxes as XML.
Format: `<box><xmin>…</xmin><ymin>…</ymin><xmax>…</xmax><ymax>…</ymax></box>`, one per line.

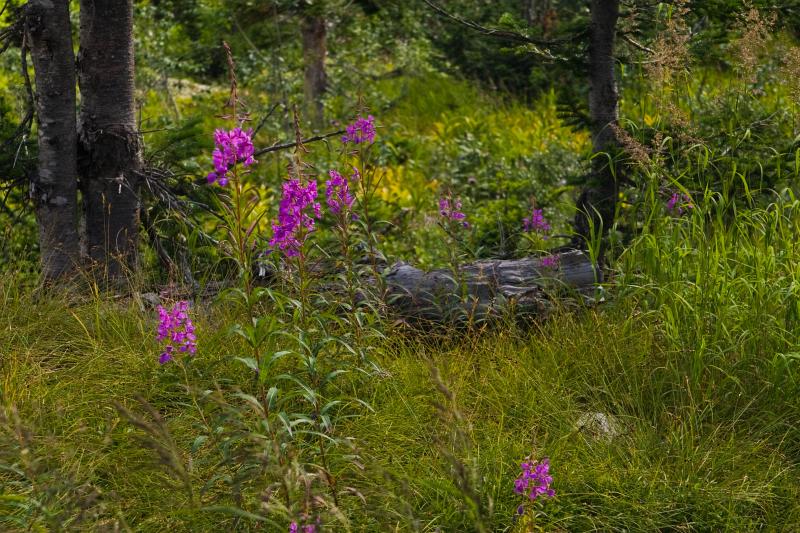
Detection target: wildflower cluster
<box><xmin>269</xmin><ymin>179</ymin><xmax>322</xmax><ymax>257</ymax></box>
<box><xmin>514</xmin><ymin>457</ymin><xmax>555</xmax><ymax>511</ymax></box>
<box><xmin>289</xmin><ymin>521</ymin><xmax>317</xmax><ymax>533</ymax></box>
<box><xmin>540</xmin><ymin>254</ymin><xmax>560</xmax><ymax>269</ymax></box>
<box><xmin>341</xmin><ymin>115</ymin><xmax>376</xmax><ymax>145</ymax></box>
<box><xmin>156</xmin><ymin>301</ymin><xmax>197</xmax><ymax>364</ymax></box>
<box><xmin>207</xmin><ymin>127</ymin><xmax>256</xmax><ymax>186</ymax></box>
<box><xmin>325</xmin><ymin>169</ymin><xmax>356</xmax><ymax>215</ymax></box>
<box><xmin>523</xmin><ymin>208</ymin><xmax>551</xmax><ymax>234</ymax></box>
<box><xmin>438</xmin><ymin>195</ymin><xmax>469</xmax><ymax>228</ymax></box>
<box><xmin>667</xmin><ymin>192</ymin><xmax>693</xmax><ymax>216</ymax></box>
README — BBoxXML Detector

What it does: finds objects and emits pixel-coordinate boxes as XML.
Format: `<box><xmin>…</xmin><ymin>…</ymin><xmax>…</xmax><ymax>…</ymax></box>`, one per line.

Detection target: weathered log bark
<box><xmin>78</xmin><ymin>0</ymin><xmax>141</xmax><ymax>280</ymax></box>
<box><xmin>301</xmin><ymin>14</ymin><xmax>327</xmax><ymax>127</ymax></box>
<box><xmin>574</xmin><ymin>0</ymin><xmax>620</xmax><ymax>247</ymax></box>
<box><xmin>25</xmin><ymin>0</ymin><xmax>80</xmax><ymax>281</ymax></box>
<box><xmin>385</xmin><ymin>250</ymin><xmax>599</xmax><ymax>324</ymax></box>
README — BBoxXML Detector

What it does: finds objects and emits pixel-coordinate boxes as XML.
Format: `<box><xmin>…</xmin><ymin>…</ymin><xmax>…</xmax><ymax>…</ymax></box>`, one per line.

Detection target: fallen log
<box><xmin>384</xmin><ymin>249</ymin><xmax>600</xmax><ymax>323</ymax></box>
<box><xmin>139</xmin><ymin>250</ymin><xmax>600</xmax><ymax>325</ymax></box>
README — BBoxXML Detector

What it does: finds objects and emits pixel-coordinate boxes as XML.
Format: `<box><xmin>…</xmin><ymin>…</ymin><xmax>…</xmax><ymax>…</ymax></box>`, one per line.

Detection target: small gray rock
<box><xmin>139</xmin><ymin>292</ymin><xmax>161</xmax><ymax>309</ymax></box>
<box><xmin>575</xmin><ymin>411</ymin><xmax>623</xmax><ymax>441</ymax></box>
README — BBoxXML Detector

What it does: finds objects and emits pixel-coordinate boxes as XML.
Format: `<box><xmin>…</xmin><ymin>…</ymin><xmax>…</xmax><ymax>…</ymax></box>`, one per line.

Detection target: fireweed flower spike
<box><xmin>514</xmin><ymin>457</ymin><xmax>555</xmax><ymax>512</ymax></box>
<box><xmin>207</xmin><ymin>127</ymin><xmax>256</xmax><ymax>186</ymax></box>
<box><xmin>325</xmin><ymin>169</ymin><xmax>355</xmax><ymax>215</ymax></box>
<box><xmin>288</xmin><ymin>521</ymin><xmax>316</xmax><ymax>532</ymax></box>
<box><xmin>269</xmin><ymin>179</ymin><xmax>322</xmax><ymax>257</ymax></box>
<box><xmin>438</xmin><ymin>195</ymin><xmax>469</xmax><ymax>228</ymax></box>
<box><xmin>523</xmin><ymin>208</ymin><xmax>551</xmax><ymax>234</ymax></box>
<box><xmin>667</xmin><ymin>192</ymin><xmax>693</xmax><ymax>215</ymax></box>
<box><xmin>341</xmin><ymin>115</ymin><xmax>376</xmax><ymax>144</ymax></box>
<box><xmin>540</xmin><ymin>254</ymin><xmax>560</xmax><ymax>269</ymax></box>
<box><xmin>156</xmin><ymin>301</ymin><xmax>197</xmax><ymax>364</ymax></box>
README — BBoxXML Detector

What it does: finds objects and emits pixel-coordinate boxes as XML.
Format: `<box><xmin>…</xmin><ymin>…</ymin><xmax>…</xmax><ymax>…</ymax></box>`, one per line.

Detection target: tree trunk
<box><xmin>25</xmin><ymin>0</ymin><xmax>80</xmax><ymax>281</ymax></box>
<box><xmin>385</xmin><ymin>250</ymin><xmax>599</xmax><ymax>324</ymax></box>
<box><xmin>574</xmin><ymin>0</ymin><xmax>620</xmax><ymax>248</ymax></box>
<box><xmin>77</xmin><ymin>0</ymin><xmax>141</xmax><ymax>281</ymax></box>
<box><xmin>301</xmin><ymin>14</ymin><xmax>327</xmax><ymax>127</ymax></box>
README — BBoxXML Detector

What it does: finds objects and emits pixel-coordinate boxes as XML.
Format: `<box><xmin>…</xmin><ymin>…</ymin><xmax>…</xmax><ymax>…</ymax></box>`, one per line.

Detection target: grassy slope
<box><xmin>2</xmin><ymin>290</ymin><xmax>798</xmax><ymax>531</ymax></box>
<box><xmin>2</xmin><ymin>71</ymin><xmax>800</xmax><ymax>530</ymax></box>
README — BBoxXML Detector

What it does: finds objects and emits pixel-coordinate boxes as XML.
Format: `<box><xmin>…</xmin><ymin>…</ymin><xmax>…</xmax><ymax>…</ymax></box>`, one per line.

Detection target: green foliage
<box><xmin>2</xmin><ymin>0</ymin><xmax>800</xmax><ymax>530</ymax></box>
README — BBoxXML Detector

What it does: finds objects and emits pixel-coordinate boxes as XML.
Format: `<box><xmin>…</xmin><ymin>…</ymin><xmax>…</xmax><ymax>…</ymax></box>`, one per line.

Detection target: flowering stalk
<box><xmin>326</xmin><ymin>167</ymin><xmax>361</xmax><ymax>318</ymax></box>
<box><xmin>156</xmin><ymin>301</ymin><xmax>197</xmax><ymax>364</ymax></box>
<box><xmin>666</xmin><ymin>191</ymin><xmax>693</xmax><ymax>216</ymax></box>
<box><xmin>521</xmin><ymin>205</ymin><xmax>556</xmax><ymax>267</ymax></box>
<box><xmin>514</xmin><ymin>457</ymin><xmax>555</xmax><ymax>516</ymax></box>
<box><xmin>204</xmin><ymin>42</ymin><xmax>261</xmax><ymax>295</ymax></box>
<box><xmin>341</xmin><ymin>113</ymin><xmax>385</xmax><ymax>300</ymax></box>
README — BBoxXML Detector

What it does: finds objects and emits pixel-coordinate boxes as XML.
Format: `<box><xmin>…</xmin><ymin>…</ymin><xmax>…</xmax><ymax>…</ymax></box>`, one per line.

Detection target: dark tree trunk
<box><xmin>25</xmin><ymin>0</ymin><xmax>80</xmax><ymax>281</ymax></box>
<box><xmin>301</xmin><ymin>14</ymin><xmax>327</xmax><ymax>127</ymax></box>
<box><xmin>574</xmin><ymin>0</ymin><xmax>620</xmax><ymax>248</ymax></box>
<box><xmin>523</xmin><ymin>0</ymin><xmax>553</xmax><ymax>30</ymax></box>
<box><xmin>77</xmin><ymin>0</ymin><xmax>141</xmax><ymax>280</ymax></box>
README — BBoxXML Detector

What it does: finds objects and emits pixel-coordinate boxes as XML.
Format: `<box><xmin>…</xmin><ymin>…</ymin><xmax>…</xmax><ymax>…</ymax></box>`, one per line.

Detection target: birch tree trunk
<box><xmin>78</xmin><ymin>0</ymin><xmax>141</xmax><ymax>281</ymax></box>
<box><xmin>574</xmin><ymin>0</ymin><xmax>620</xmax><ymax>247</ymax></box>
<box><xmin>302</xmin><ymin>14</ymin><xmax>327</xmax><ymax>127</ymax></box>
<box><xmin>26</xmin><ymin>0</ymin><xmax>80</xmax><ymax>281</ymax></box>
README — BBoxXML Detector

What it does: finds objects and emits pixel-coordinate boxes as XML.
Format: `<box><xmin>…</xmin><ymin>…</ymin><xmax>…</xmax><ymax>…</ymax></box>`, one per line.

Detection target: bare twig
<box><xmin>622</xmin><ymin>33</ymin><xmax>654</xmax><ymax>54</ymax></box>
<box><xmin>252</xmin><ymin>129</ymin><xmax>344</xmax><ymax>158</ymax></box>
<box><xmin>421</xmin><ymin>0</ymin><xmax>582</xmax><ymax>58</ymax></box>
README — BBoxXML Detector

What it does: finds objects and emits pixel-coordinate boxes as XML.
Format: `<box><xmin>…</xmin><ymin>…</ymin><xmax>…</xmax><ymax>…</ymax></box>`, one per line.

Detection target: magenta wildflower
<box><xmin>156</xmin><ymin>301</ymin><xmax>196</xmax><ymax>364</ymax></box>
<box><xmin>207</xmin><ymin>127</ymin><xmax>256</xmax><ymax>186</ymax></box>
<box><xmin>342</xmin><ymin>115</ymin><xmax>376</xmax><ymax>144</ymax></box>
<box><xmin>514</xmin><ymin>458</ymin><xmax>555</xmax><ymax>503</ymax></box>
<box><xmin>438</xmin><ymin>195</ymin><xmax>469</xmax><ymax>228</ymax></box>
<box><xmin>540</xmin><ymin>254</ymin><xmax>560</xmax><ymax>269</ymax></box>
<box><xmin>289</xmin><ymin>520</ymin><xmax>316</xmax><ymax>532</ymax></box>
<box><xmin>269</xmin><ymin>179</ymin><xmax>321</xmax><ymax>257</ymax></box>
<box><xmin>325</xmin><ymin>169</ymin><xmax>355</xmax><ymax>215</ymax></box>
<box><xmin>523</xmin><ymin>208</ymin><xmax>551</xmax><ymax>234</ymax></box>
<box><xmin>667</xmin><ymin>192</ymin><xmax>693</xmax><ymax>215</ymax></box>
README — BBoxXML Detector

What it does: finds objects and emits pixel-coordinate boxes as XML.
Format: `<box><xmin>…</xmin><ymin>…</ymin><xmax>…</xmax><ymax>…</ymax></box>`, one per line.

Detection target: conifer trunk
<box><xmin>26</xmin><ymin>0</ymin><xmax>80</xmax><ymax>281</ymax></box>
<box><xmin>77</xmin><ymin>0</ymin><xmax>141</xmax><ymax>280</ymax></box>
<box><xmin>302</xmin><ymin>14</ymin><xmax>327</xmax><ymax>127</ymax></box>
<box><xmin>574</xmin><ymin>0</ymin><xmax>620</xmax><ymax>247</ymax></box>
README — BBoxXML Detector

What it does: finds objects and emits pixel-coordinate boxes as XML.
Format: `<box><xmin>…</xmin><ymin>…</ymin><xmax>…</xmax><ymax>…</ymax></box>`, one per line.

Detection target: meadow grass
<box><xmin>2</xmin><ymin>67</ymin><xmax>800</xmax><ymax>530</ymax></box>
<box><xmin>2</xmin><ymin>197</ymin><xmax>800</xmax><ymax>531</ymax></box>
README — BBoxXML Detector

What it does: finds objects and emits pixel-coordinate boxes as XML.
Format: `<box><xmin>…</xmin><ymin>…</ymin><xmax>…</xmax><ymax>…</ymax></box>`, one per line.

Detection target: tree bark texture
<box><xmin>302</xmin><ymin>15</ymin><xmax>327</xmax><ymax>127</ymax></box>
<box><xmin>385</xmin><ymin>250</ymin><xmax>599</xmax><ymax>324</ymax></box>
<box><xmin>26</xmin><ymin>0</ymin><xmax>80</xmax><ymax>281</ymax></box>
<box><xmin>574</xmin><ymin>0</ymin><xmax>620</xmax><ymax>247</ymax></box>
<box><xmin>78</xmin><ymin>0</ymin><xmax>141</xmax><ymax>280</ymax></box>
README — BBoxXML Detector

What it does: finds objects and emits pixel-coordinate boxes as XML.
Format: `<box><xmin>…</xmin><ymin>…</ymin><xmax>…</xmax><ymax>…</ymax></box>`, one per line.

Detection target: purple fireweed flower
<box><xmin>667</xmin><ymin>192</ymin><xmax>693</xmax><ymax>215</ymax></box>
<box><xmin>207</xmin><ymin>127</ymin><xmax>256</xmax><ymax>186</ymax></box>
<box><xmin>514</xmin><ymin>458</ymin><xmax>555</xmax><ymax>502</ymax></box>
<box><xmin>325</xmin><ymin>169</ymin><xmax>355</xmax><ymax>215</ymax></box>
<box><xmin>269</xmin><ymin>179</ymin><xmax>321</xmax><ymax>257</ymax></box>
<box><xmin>523</xmin><ymin>208</ymin><xmax>551</xmax><ymax>234</ymax></box>
<box><xmin>156</xmin><ymin>300</ymin><xmax>196</xmax><ymax>364</ymax></box>
<box><xmin>541</xmin><ymin>254</ymin><xmax>559</xmax><ymax>269</ymax></box>
<box><xmin>289</xmin><ymin>520</ymin><xmax>316</xmax><ymax>532</ymax></box>
<box><xmin>438</xmin><ymin>195</ymin><xmax>469</xmax><ymax>228</ymax></box>
<box><xmin>342</xmin><ymin>115</ymin><xmax>376</xmax><ymax>145</ymax></box>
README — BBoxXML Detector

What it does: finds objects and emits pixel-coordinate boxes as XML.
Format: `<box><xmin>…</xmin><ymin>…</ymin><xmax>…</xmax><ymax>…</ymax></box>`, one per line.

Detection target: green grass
<box><xmin>2</xmin><ymin>236</ymin><xmax>800</xmax><ymax>531</ymax></box>
<box><xmin>3</xmin><ymin>47</ymin><xmax>800</xmax><ymax>533</ymax></box>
